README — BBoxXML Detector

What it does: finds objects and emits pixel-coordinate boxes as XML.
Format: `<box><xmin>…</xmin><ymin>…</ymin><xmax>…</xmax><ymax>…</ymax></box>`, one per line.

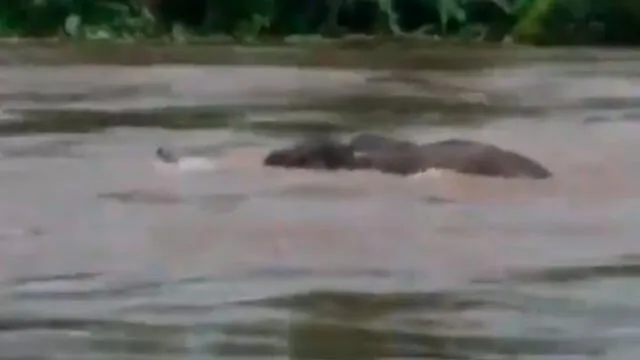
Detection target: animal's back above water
<box><xmin>190</xmin><ymin>133</ymin><xmax>553</xmax><ymax>180</ymax></box>
<box><xmin>416</xmin><ymin>139</ymin><xmax>552</xmax><ymax>179</ymax></box>
<box><xmin>263</xmin><ymin>138</ymin><xmax>359</xmax><ymax>170</ymax></box>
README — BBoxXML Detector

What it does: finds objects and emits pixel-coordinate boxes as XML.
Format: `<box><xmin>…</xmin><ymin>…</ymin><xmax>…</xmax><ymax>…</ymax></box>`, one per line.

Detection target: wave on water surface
<box><xmin>152</xmin><ymin>156</ymin><xmax>219</xmax><ymax>173</ymax></box>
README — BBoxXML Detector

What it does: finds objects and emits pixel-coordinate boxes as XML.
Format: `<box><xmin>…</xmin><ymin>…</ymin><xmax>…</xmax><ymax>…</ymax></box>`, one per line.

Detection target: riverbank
<box><xmin>0</xmin><ymin>38</ymin><xmax>638</xmax><ymax>68</ymax></box>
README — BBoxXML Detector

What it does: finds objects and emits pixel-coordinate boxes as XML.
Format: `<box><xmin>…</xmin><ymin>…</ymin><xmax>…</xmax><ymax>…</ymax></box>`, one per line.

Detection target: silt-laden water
<box><xmin>0</xmin><ymin>46</ymin><xmax>639</xmax><ymax>359</ymax></box>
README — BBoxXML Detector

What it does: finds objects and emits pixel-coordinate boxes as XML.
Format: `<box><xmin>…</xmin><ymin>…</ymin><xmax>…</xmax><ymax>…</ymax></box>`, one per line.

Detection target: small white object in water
<box><xmin>153</xmin><ymin>147</ymin><xmax>218</xmax><ymax>173</ymax></box>
<box><xmin>409</xmin><ymin>168</ymin><xmax>445</xmax><ymax>179</ymax></box>
<box><xmin>0</xmin><ymin>226</ymin><xmax>43</xmax><ymax>240</ymax></box>
<box><xmin>153</xmin><ymin>156</ymin><xmax>218</xmax><ymax>173</ymax></box>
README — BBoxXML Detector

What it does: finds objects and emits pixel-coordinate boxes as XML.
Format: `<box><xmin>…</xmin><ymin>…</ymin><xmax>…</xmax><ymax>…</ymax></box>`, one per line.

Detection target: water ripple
<box><xmin>0</xmin><ymin>266</ymin><xmax>634</xmax><ymax>359</ymax></box>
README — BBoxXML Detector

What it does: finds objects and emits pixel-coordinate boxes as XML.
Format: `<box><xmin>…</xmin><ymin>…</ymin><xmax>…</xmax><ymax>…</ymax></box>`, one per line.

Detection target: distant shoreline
<box><xmin>0</xmin><ymin>38</ymin><xmax>635</xmax><ymax>68</ymax></box>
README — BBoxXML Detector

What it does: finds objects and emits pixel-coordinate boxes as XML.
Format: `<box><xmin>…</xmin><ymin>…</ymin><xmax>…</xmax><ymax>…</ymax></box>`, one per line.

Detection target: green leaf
<box><xmin>437</xmin><ymin>0</ymin><xmax>466</xmax><ymax>33</ymax></box>
<box><xmin>63</xmin><ymin>13</ymin><xmax>82</xmax><ymax>37</ymax></box>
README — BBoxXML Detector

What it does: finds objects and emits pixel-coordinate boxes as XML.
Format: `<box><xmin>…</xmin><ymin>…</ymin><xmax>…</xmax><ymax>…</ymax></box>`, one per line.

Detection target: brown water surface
<box><xmin>0</xmin><ymin>44</ymin><xmax>639</xmax><ymax>359</ymax></box>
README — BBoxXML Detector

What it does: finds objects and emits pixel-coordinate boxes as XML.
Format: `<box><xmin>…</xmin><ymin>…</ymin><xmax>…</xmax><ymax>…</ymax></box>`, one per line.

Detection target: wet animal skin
<box><xmin>156</xmin><ymin>147</ymin><xmax>179</xmax><ymax>163</ymax></box>
<box><xmin>263</xmin><ymin>133</ymin><xmax>553</xmax><ymax>179</ymax></box>
<box><xmin>263</xmin><ymin>137</ymin><xmax>359</xmax><ymax>171</ymax></box>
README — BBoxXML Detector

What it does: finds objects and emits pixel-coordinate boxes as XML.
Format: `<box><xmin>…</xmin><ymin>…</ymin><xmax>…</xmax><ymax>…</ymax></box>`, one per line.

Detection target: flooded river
<box><xmin>1</xmin><ymin>44</ymin><xmax>640</xmax><ymax>359</ymax></box>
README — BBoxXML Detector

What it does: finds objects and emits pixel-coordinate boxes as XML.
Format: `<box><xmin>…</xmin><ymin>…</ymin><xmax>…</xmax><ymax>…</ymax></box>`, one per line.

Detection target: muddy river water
<box><xmin>0</xmin><ymin>44</ymin><xmax>639</xmax><ymax>359</ymax></box>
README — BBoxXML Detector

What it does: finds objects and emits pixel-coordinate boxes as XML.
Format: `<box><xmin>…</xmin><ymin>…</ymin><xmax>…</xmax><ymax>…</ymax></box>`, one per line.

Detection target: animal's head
<box><xmin>156</xmin><ymin>147</ymin><xmax>179</xmax><ymax>163</ymax></box>
<box><xmin>264</xmin><ymin>139</ymin><xmax>358</xmax><ymax>170</ymax></box>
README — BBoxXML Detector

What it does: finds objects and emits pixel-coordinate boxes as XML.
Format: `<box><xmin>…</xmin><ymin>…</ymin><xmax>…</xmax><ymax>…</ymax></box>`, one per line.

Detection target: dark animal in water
<box><xmin>263</xmin><ymin>137</ymin><xmax>361</xmax><ymax>171</ymax></box>
<box><xmin>156</xmin><ymin>147</ymin><xmax>179</xmax><ymax>163</ymax></box>
<box><xmin>263</xmin><ymin>133</ymin><xmax>552</xmax><ymax>179</ymax></box>
<box><xmin>416</xmin><ymin>139</ymin><xmax>552</xmax><ymax>179</ymax></box>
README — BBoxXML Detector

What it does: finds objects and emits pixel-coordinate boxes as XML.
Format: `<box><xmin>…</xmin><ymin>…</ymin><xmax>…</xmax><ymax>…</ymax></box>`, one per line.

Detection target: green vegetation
<box><xmin>0</xmin><ymin>0</ymin><xmax>638</xmax><ymax>45</ymax></box>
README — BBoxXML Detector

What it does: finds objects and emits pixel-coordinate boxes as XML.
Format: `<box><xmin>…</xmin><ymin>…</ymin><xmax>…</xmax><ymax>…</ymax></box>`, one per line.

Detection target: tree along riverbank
<box><xmin>2</xmin><ymin>0</ymin><xmax>639</xmax><ymax>46</ymax></box>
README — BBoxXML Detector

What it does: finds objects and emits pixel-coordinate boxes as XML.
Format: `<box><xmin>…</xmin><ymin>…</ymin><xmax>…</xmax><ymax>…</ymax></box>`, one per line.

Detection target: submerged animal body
<box><xmin>263</xmin><ymin>137</ymin><xmax>360</xmax><ymax>171</ymax></box>
<box><xmin>156</xmin><ymin>147</ymin><xmax>179</xmax><ymax>163</ymax></box>
<box><xmin>263</xmin><ymin>133</ymin><xmax>552</xmax><ymax>179</ymax></box>
<box><xmin>416</xmin><ymin>139</ymin><xmax>552</xmax><ymax>179</ymax></box>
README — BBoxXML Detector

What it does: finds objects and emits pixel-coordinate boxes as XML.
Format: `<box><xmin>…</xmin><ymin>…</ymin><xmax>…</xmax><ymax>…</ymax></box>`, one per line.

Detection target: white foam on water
<box><xmin>408</xmin><ymin>168</ymin><xmax>447</xmax><ymax>179</ymax></box>
<box><xmin>152</xmin><ymin>156</ymin><xmax>218</xmax><ymax>174</ymax></box>
<box><xmin>0</xmin><ymin>108</ymin><xmax>20</xmax><ymax>121</ymax></box>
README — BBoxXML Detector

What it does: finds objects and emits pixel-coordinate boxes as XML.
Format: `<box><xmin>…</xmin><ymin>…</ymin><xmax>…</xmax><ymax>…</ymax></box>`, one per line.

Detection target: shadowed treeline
<box><xmin>1</xmin><ymin>0</ymin><xmax>639</xmax><ymax>45</ymax></box>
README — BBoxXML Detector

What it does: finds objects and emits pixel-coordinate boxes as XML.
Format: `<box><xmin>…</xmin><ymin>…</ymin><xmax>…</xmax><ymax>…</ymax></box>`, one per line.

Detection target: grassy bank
<box><xmin>1</xmin><ymin>0</ymin><xmax>639</xmax><ymax>46</ymax></box>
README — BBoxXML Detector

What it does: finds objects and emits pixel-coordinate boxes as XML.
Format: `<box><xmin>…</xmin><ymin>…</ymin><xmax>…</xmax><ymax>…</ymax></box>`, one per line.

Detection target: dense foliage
<box><xmin>0</xmin><ymin>0</ymin><xmax>638</xmax><ymax>45</ymax></box>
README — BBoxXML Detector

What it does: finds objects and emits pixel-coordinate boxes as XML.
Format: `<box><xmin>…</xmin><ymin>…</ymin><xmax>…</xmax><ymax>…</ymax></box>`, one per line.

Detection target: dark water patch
<box><xmin>49</xmin><ymin>321</ymin><xmax>196</xmax><ymax>357</ymax></box>
<box><xmin>503</xmin><ymin>262</ymin><xmax>640</xmax><ymax>284</ymax></box>
<box><xmin>284</xmin><ymin>320</ymin><xmax>457</xmax><ymax>359</ymax></box>
<box><xmin>85</xmin><ymin>331</ymin><xmax>192</xmax><ymax>356</ymax></box>
<box><xmin>209</xmin><ymin>341</ymin><xmax>286</xmax><ymax>357</ymax></box>
<box><xmin>9</xmin><ymin>272</ymin><xmax>102</xmax><ymax>286</ymax></box>
<box><xmin>0</xmin><ymin>108</ymin><xmax>242</xmax><ymax>135</ymax></box>
<box><xmin>365</xmin><ymin>70</ymin><xmax>474</xmax><ymax>88</ymax></box>
<box><xmin>0</xmin><ymin>92</ymin><xmax>546</xmax><ymax>136</ymax></box>
<box><xmin>202</xmin><ymin>321</ymin><xmax>289</xmax><ymax>357</ymax></box>
<box><xmin>0</xmin><ymin>107</ymin><xmax>377</xmax><ymax>137</ymax></box>
<box><xmin>236</xmin><ymin>267</ymin><xmax>323</xmax><ymax>280</ymax></box>
<box><xmin>0</xmin><ymin>84</ymin><xmax>170</xmax><ymax>104</ymax></box>
<box><xmin>262</xmin><ymin>184</ymin><xmax>372</xmax><ymax>200</ymax></box>
<box><xmin>10</xmin><ymin>279</ymin><xmax>169</xmax><ymax>301</ymax></box>
<box><xmin>119</xmin><ymin>303</ymin><xmax>220</xmax><ymax>316</ymax></box>
<box><xmin>0</xmin><ymin>317</ymin><xmax>107</xmax><ymax>331</ymax></box>
<box><xmin>0</xmin><ymin>226</ymin><xmax>46</xmax><ymax>239</ymax></box>
<box><xmin>0</xmin><ymin>42</ymin><xmax>524</xmax><ymax>71</ymax></box>
<box><xmin>421</xmin><ymin>195</ymin><xmax>457</xmax><ymax>205</ymax></box>
<box><xmin>0</xmin><ymin>278</ymin><xmax>618</xmax><ymax>359</ymax></box>
<box><xmin>561</xmin><ymin>65</ymin><xmax>640</xmax><ymax>79</ymax></box>
<box><xmin>0</xmin><ymin>316</ymin><xmax>605</xmax><ymax>359</ymax></box>
<box><xmin>285</xmin><ymin>94</ymin><xmax>549</xmax><ymax>124</ymax></box>
<box><xmin>98</xmin><ymin>191</ymin><xmax>249</xmax><ymax>212</ymax></box>
<box><xmin>469</xmin><ymin>288</ymin><xmax>640</xmax><ymax>324</ymax></box>
<box><xmin>238</xmin><ymin>267</ymin><xmax>408</xmax><ymax>281</ymax></box>
<box><xmin>98</xmin><ymin>191</ymin><xmax>186</xmax><ymax>205</ymax></box>
<box><xmin>245</xmin><ymin>118</ymin><xmax>358</xmax><ymax>137</ymax></box>
<box><xmin>224</xmin><ymin>289</ymin><xmax>610</xmax><ymax>358</ymax></box>
<box><xmin>0</xmin><ymin>139</ymin><xmax>83</xmax><ymax>158</ymax></box>
<box><xmin>258</xmin><ymin>186</ymin><xmax>457</xmax><ymax>204</ymax></box>
<box><xmin>235</xmin><ymin>291</ymin><xmax>490</xmax><ymax>317</ymax></box>
<box><xmin>621</xmin><ymin>112</ymin><xmax>640</xmax><ymax>122</ymax></box>
<box><xmin>238</xmin><ymin>98</ymin><xmax>518</xmax><ymax>137</ymax></box>
<box><xmin>174</xmin><ymin>140</ymin><xmax>263</xmax><ymax>157</ymax></box>
<box><xmin>285</xmin><ymin>321</ymin><xmax>605</xmax><ymax>358</ymax></box>
<box><xmin>580</xmin><ymin>97</ymin><xmax>640</xmax><ymax>111</ymax></box>
<box><xmin>0</xmin><ymin>321</ymin><xmax>605</xmax><ymax>360</ymax></box>
<box><xmin>0</xmin><ymin>316</ymin><xmax>599</xmax><ymax>359</ymax></box>
<box><xmin>583</xmin><ymin>114</ymin><xmax>612</xmax><ymax>124</ymax></box>
<box><xmin>194</xmin><ymin>193</ymin><xmax>250</xmax><ymax>213</ymax></box>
